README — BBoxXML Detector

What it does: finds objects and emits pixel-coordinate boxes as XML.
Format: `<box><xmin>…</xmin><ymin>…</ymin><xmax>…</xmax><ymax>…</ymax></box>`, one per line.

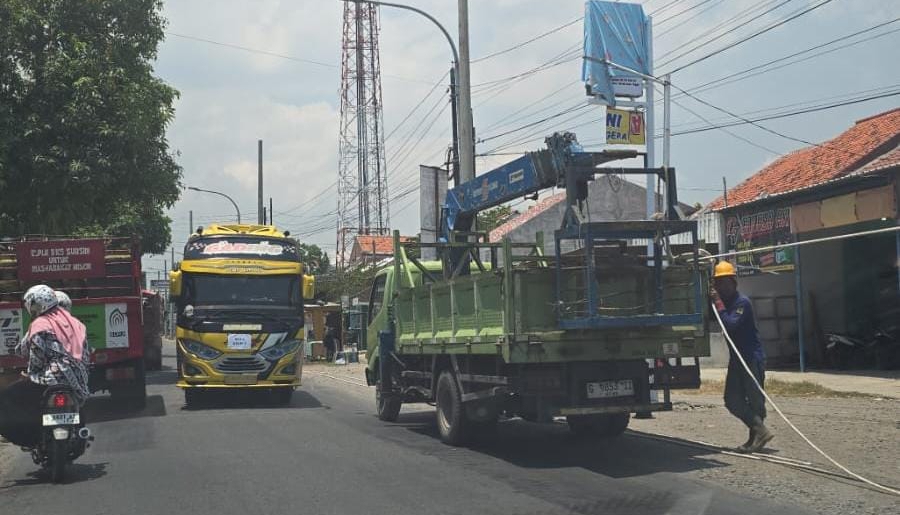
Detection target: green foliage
<box><xmin>476</xmin><ymin>205</ymin><xmax>518</xmax><ymax>235</ymax></box>
<box><xmin>297</xmin><ymin>243</ymin><xmax>330</xmax><ymax>276</ymax></box>
<box><xmin>0</xmin><ymin>0</ymin><xmax>181</xmax><ymax>254</ymax></box>
<box><xmin>316</xmin><ymin>266</ymin><xmax>378</xmax><ymax>304</ymax></box>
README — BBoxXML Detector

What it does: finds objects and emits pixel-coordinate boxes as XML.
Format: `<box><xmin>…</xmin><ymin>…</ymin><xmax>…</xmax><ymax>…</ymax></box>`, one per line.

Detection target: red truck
<box><xmin>0</xmin><ymin>237</ymin><xmax>147</xmax><ymax>406</ymax></box>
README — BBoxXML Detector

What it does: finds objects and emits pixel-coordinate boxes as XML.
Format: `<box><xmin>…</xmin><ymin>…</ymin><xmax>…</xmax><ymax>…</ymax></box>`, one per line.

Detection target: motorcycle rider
<box><xmin>55</xmin><ymin>290</ymin><xmax>73</xmax><ymax>312</ymax></box>
<box><xmin>0</xmin><ymin>285</ymin><xmax>90</xmax><ymax>447</ymax></box>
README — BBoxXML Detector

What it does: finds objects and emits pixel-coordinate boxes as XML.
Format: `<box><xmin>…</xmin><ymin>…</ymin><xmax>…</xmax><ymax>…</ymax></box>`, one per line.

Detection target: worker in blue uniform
<box><xmin>710</xmin><ymin>261</ymin><xmax>774</xmax><ymax>453</ymax></box>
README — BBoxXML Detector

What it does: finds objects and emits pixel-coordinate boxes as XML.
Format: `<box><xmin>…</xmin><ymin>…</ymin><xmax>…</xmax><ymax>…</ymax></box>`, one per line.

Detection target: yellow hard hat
<box><xmin>714</xmin><ymin>261</ymin><xmax>737</xmax><ymax>278</ymax></box>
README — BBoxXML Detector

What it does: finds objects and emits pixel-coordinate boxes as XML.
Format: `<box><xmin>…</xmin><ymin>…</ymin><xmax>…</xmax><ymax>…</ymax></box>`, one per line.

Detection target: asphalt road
<box><xmin>0</xmin><ymin>350</ymin><xmax>815</xmax><ymax>515</ymax></box>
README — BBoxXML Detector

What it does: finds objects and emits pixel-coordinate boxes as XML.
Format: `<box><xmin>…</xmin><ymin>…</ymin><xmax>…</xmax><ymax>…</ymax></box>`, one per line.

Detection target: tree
<box><xmin>297</xmin><ymin>243</ymin><xmax>330</xmax><ymax>276</ymax></box>
<box><xmin>477</xmin><ymin>205</ymin><xmax>518</xmax><ymax>235</ymax></box>
<box><xmin>0</xmin><ymin>0</ymin><xmax>181</xmax><ymax>253</ymax></box>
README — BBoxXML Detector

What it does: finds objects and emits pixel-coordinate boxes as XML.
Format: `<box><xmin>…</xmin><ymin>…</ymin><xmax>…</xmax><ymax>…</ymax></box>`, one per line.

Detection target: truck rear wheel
<box><xmin>435</xmin><ymin>370</ymin><xmax>469</xmax><ymax>446</ymax></box>
<box><xmin>566</xmin><ymin>413</ymin><xmax>630</xmax><ymax>438</ymax></box>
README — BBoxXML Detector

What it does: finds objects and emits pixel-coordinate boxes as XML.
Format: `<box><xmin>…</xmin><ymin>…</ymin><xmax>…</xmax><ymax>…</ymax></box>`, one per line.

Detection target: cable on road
<box><xmin>626</xmin><ymin>431</ymin><xmax>900</xmax><ymax>496</ymax></box>
<box><xmin>711</xmin><ymin>305</ymin><xmax>900</xmax><ymax>497</ymax></box>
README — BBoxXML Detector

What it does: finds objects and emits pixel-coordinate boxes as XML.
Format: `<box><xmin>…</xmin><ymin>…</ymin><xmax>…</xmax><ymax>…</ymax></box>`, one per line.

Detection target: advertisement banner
<box><xmin>0</xmin><ymin>308</ymin><xmax>23</xmax><ymax>356</ymax></box>
<box><xmin>606</xmin><ymin>108</ymin><xmax>646</xmax><ymax>145</ymax></box>
<box><xmin>15</xmin><ymin>303</ymin><xmax>129</xmax><ymax>351</ymax></box>
<box><xmin>724</xmin><ymin>207</ymin><xmax>794</xmax><ymax>276</ymax></box>
<box><xmin>16</xmin><ymin>240</ymin><xmax>106</xmax><ymax>281</ymax></box>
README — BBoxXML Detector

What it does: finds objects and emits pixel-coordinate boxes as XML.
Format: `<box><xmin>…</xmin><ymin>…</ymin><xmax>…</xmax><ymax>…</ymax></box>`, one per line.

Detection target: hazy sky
<box><xmin>143</xmin><ymin>0</ymin><xmax>899</xmax><ymax>274</ymax></box>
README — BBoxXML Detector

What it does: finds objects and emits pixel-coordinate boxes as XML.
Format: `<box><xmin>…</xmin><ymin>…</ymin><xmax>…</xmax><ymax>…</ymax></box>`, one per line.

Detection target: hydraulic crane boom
<box><xmin>441</xmin><ymin>132</ymin><xmax>680</xmax><ymax>243</ymax></box>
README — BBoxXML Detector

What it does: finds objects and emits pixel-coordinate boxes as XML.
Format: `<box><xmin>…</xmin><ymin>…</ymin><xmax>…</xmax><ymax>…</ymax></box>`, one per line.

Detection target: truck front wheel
<box><xmin>566</xmin><ymin>413</ymin><xmax>630</xmax><ymax>438</ymax></box>
<box><xmin>435</xmin><ymin>371</ymin><xmax>469</xmax><ymax>446</ymax></box>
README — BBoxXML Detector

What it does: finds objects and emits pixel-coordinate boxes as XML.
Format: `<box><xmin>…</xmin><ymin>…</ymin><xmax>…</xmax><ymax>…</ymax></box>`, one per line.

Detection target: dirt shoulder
<box><xmin>305</xmin><ymin>362</ymin><xmax>900</xmax><ymax>515</ymax></box>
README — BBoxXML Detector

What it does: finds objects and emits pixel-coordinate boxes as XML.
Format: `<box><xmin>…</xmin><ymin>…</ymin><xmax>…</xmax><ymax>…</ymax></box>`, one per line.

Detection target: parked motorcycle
<box><xmin>32</xmin><ymin>385</ymin><xmax>92</xmax><ymax>483</ymax></box>
<box><xmin>825</xmin><ymin>327</ymin><xmax>900</xmax><ymax>370</ymax></box>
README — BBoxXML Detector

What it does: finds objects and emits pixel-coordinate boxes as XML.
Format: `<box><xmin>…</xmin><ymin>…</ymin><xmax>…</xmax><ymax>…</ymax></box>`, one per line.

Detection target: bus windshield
<box><xmin>183</xmin><ymin>274</ymin><xmax>301</xmax><ymax>309</ymax></box>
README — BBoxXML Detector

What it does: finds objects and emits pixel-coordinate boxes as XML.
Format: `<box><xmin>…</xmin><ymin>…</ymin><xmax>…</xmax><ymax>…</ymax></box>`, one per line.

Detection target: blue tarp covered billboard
<box><xmin>582</xmin><ymin>1</ymin><xmax>651</xmax><ymax>105</ymax></box>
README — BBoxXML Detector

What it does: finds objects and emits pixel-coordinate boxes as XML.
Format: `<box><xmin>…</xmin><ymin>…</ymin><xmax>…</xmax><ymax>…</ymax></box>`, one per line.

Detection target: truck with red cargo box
<box><xmin>0</xmin><ymin>237</ymin><xmax>147</xmax><ymax>406</ymax></box>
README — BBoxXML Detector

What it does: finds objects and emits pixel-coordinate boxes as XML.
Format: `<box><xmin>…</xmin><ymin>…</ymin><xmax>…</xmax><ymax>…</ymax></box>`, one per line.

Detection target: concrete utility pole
<box><xmin>457</xmin><ymin>0</ymin><xmax>475</xmax><ymax>182</ymax></box>
<box><xmin>189</xmin><ymin>210</ymin><xmax>193</xmax><ymax>234</ymax></box>
<box><xmin>269</xmin><ymin>198</ymin><xmax>274</xmax><ymax>227</ymax></box>
<box><xmin>171</xmin><ymin>247</ymin><xmax>175</xmax><ymax>270</ymax></box>
<box><xmin>258</xmin><ymin>139</ymin><xmax>264</xmax><ymax>225</ymax></box>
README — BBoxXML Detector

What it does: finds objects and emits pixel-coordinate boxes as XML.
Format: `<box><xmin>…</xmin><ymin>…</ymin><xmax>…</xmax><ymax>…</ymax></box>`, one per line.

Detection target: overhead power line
<box><xmin>656</xmin><ymin>0</ymin><xmax>719</xmax><ymax>26</ymax></box>
<box><xmin>165</xmin><ymin>31</ymin><xmax>434</xmax><ymax>85</ymax></box>
<box><xmin>657</xmin><ymin>0</ymin><xmax>728</xmax><ymax>38</ymax></box>
<box><xmin>671</xmin><ymin>88</ymin><xmax>900</xmax><ymax>137</ymax></box>
<box><xmin>471</xmin><ymin>17</ymin><xmax>583</xmax><ymax>64</ymax></box>
<box><xmin>663</xmin><ymin>0</ymin><xmax>840</xmax><ymax>73</ymax></box>
<box><xmin>677</xmin><ymin>21</ymin><xmax>900</xmax><ymax>98</ymax></box>
<box><xmin>656</xmin><ymin>0</ymin><xmax>796</xmax><ymax>62</ymax></box>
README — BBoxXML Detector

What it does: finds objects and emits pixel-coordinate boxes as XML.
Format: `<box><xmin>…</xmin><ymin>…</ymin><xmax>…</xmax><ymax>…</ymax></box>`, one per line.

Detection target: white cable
<box><xmin>711</xmin><ymin>304</ymin><xmax>900</xmax><ymax>496</ymax></box>
<box><xmin>707</xmin><ymin>225</ymin><xmax>900</xmax><ymax>261</ymax></box>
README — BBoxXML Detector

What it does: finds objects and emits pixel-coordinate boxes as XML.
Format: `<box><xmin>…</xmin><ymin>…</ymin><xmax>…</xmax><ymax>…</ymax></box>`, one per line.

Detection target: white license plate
<box><xmin>223</xmin><ymin>374</ymin><xmax>258</xmax><ymax>385</ymax></box>
<box><xmin>227</xmin><ymin>334</ymin><xmax>252</xmax><ymax>350</ymax></box>
<box><xmin>586</xmin><ymin>379</ymin><xmax>635</xmax><ymax>399</ymax></box>
<box><xmin>42</xmin><ymin>413</ymin><xmax>80</xmax><ymax>426</ymax></box>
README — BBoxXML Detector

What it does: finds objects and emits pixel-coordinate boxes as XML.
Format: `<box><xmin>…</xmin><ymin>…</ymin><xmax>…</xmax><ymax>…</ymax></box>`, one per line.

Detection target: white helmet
<box><xmin>55</xmin><ymin>290</ymin><xmax>72</xmax><ymax>311</ymax></box>
<box><xmin>23</xmin><ymin>284</ymin><xmax>58</xmax><ymax>317</ymax></box>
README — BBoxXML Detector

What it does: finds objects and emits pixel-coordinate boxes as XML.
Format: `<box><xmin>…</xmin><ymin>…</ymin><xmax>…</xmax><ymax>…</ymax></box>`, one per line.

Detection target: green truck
<box><xmin>364</xmin><ymin>133</ymin><xmax>710</xmax><ymax>445</ymax></box>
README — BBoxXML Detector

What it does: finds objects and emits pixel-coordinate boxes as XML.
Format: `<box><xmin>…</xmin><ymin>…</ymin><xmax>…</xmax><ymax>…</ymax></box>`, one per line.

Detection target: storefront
<box><xmin>717</xmin><ymin>175</ymin><xmax>899</xmax><ymax>369</ymax></box>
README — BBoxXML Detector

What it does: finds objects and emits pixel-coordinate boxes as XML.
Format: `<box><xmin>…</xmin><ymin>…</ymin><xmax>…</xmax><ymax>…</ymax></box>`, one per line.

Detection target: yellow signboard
<box><xmin>606</xmin><ymin>108</ymin><xmax>645</xmax><ymax>145</ymax></box>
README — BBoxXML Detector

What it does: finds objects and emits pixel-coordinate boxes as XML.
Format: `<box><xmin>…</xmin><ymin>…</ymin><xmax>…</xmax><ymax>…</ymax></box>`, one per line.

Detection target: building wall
<box><xmin>735</xmin><ymin>270</ymin><xmax>799</xmax><ymax>363</ymax></box>
<box><xmin>502</xmin><ymin>177</ymin><xmax>657</xmax><ymax>255</ymax></box>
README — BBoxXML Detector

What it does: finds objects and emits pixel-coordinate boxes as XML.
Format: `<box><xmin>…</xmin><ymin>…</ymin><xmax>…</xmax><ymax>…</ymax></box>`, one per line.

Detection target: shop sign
<box><xmin>724</xmin><ymin>207</ymin><xmax>794</xmax><ymax>276</ymax></box>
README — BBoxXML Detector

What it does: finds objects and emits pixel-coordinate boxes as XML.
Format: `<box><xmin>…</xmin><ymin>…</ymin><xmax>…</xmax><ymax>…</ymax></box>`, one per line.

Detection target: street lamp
<box><xmin>187</xmin><ymin>186</ymin><xmax>241</xmax><ymax>223</ymax></box>
<box><xmin>344</xmin><ymin>0</ymin><xmax>474</xmax><ymax>185</ymax></box>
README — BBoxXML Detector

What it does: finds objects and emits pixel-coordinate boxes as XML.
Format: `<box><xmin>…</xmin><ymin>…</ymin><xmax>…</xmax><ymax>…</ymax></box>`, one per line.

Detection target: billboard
<box><xmin>582</xmin><ymin>1</ymin><xmax>651</xmax><ymax>106</ymax></box>
<box><xmin>606</xmin><ymin>108</ymin><xmax>645</xmax><ymax>145</ymax></box>
<box><xmin>724</xmin><ymin>207</ymin><xmax>795</xmax><ymax>276</ymax></box>
<box><xmin>15</xmin><ymin>240</ymin><xmax>106</xmax><ymax>281</ymax></box>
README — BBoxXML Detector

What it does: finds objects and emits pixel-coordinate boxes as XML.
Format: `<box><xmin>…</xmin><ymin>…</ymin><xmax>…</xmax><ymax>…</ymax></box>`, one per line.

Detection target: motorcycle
<box><xmin>33</xmin><ymin>385</ymin><xmax>92</xmax><ymax>483</ymax></box>
<box><xmin>825</xmin><ymin>327</ymin><xmax>900</xmax><ymax>370</ymax></box>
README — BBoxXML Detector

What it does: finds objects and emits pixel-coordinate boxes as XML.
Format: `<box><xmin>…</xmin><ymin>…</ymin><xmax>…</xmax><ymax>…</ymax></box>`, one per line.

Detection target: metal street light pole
<box><xmin>346</xmin><ymin>0</ymin><xmax>473</xmax><ymax>184</ymax></box>
<box><xmin>187</xmin><ymin>186</ymin><xmax>242</xmax><ymax>223</ymax></box>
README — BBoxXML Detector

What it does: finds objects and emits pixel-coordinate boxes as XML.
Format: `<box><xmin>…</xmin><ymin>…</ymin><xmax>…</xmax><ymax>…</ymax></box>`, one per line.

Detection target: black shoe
<box><xmin>735</xmin><ymin>427</ymin><xmax>755</xmax><ymax>453</ymax></box>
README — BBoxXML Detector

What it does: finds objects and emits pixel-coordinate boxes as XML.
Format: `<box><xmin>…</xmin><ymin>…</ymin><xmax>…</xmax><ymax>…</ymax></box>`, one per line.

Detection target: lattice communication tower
<box><xmin>336</xmin><ymin>1</ymin><xmax>390</xmax><ymax>268</ymax></box>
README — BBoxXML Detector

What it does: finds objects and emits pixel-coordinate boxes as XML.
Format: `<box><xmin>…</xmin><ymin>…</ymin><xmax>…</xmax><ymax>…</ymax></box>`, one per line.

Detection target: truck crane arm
<box><xmin>440</xmin><ymin>132</ymin><xmax>676</xmax><ymax>242</ymax></box>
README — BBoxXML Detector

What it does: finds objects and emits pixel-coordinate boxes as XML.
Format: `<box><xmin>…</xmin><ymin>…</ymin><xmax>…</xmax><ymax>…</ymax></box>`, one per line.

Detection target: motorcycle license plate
<box><xmin>586</xmin><ymin>380</ymin><xmax>634</xmax><ymax>399</ymax></box>
<box><xmin>42</xmin><ymin>413</ymin><xmax>80</xmax><ymax>426</ymax></box>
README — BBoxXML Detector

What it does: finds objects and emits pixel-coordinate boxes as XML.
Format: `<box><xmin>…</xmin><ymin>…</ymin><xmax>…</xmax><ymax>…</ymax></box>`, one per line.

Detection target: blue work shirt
<box><xmin>718</xmin><ymin>293</ymin><xmax>765</xmax><ymax>363</ymax></box>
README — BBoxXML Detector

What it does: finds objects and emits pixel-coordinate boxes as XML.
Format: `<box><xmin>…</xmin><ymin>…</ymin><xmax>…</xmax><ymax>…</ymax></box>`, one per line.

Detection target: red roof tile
<box><xmin>490</xmin><ymin>191</ymin><xmax>566</xmax><ymax>241</ymax></box>
<box><xmin>353</xmin><ymin>235</ymin><xmax>412</xmax><ymax>255</ymax></box>
<box><xmin>709</xmin><ymin>108</ymin><xmax>900</xmax><ymax>211</ymax></box>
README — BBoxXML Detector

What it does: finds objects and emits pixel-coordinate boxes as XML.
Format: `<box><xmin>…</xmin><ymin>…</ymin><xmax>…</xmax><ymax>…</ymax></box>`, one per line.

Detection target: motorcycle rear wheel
<box><xmin>49</xmin><ymin>439</ymin><xmax>67</xmax><ymax>483</ymax></box>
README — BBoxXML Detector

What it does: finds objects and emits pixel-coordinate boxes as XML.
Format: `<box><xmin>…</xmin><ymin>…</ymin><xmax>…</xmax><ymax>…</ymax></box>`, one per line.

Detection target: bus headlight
<box><xmin>259</xmin><ymin>339</ymin><xmax>301</xmax><ymax>361</ymax></box>
<box><xmin>181</xmin><ymin>339</ymin><xmax>222</xmax><ymax>360</ymax></box>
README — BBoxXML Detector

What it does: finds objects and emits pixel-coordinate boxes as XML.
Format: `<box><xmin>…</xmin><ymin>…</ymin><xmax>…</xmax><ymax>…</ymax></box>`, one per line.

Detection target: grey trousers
<box><xmin>724</xmin><ymin>358</ymin><xmax>767</xmax><ymax>428</ymax></box>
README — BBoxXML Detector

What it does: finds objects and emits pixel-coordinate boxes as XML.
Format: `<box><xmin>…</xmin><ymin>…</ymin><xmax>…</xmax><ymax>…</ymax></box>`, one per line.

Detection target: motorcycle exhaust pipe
<box><xmin>78</xmin><ymin>427</ymin><xmax>92</xmax><ymax>440</ymax></box>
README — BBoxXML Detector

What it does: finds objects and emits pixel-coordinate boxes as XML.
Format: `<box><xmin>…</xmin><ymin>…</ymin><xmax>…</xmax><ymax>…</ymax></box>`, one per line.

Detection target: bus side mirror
<box><xmin>303</xmin><ymin>275</ymin><xmax>316</xmax><ymax>300</ymax></box>
<box><xmin>169</xmin><ymin>270</ymin><xmax>182</xmax><ymax>301</ymax></box>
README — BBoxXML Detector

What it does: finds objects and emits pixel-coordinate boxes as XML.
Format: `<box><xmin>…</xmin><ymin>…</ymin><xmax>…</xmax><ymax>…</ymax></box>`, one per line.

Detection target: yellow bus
<box><xmin>169</xmin><ymin>224</ymin><xmax>314</xmax><ymax>406</ymax></box>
